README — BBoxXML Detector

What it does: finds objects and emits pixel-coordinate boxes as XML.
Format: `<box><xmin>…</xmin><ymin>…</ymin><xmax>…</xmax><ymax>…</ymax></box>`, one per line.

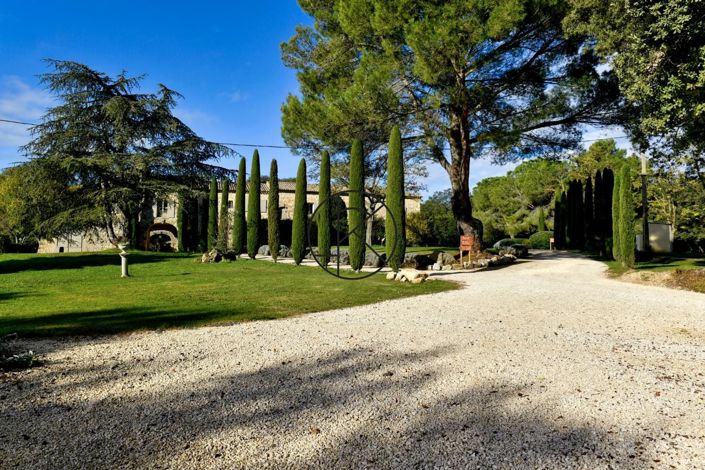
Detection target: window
<box><xmin>156</xmin><ymin>199</ymin><xmax>169</xmax><ymax>217</ymax></box>
<box><xmin>227</xmin><ymin>200</ymin><xmax>233</xmax><ymax>209</ymax></box>
<box><xmin>306</xmin><ymin>202</ymin><xmax>314</xmax><ymax>215</ymax></box>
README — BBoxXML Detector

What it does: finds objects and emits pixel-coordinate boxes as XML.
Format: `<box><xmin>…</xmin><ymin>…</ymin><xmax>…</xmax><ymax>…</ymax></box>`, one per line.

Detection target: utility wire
<box><xmin>0</xmin><ymin>117</ymin><xmax>631</xmax><ymax>149</ymax></box>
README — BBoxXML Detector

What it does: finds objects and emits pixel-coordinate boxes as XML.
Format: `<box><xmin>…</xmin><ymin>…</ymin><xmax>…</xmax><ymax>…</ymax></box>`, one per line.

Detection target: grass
<box><xmin>0</xmin><ymin>251</ymin><xmax>458</xmax><ymax>337</ymax></box>
<box><xmin>601</xmin><ymin>254</ymin><xmax>705</xmax><ymax>276</ymax></box>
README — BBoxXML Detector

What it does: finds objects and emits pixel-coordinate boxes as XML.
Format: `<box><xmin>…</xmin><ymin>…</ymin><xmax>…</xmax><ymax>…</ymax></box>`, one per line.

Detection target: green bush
<box><xmin>494</xmin><ymin>238</ymin><xmax>529</xmax><ymax>248</ymax></box>
<box><xmin>529</xmin><ymin>231</ymin><xmax>552</xmax><ymax>249</ymax></box>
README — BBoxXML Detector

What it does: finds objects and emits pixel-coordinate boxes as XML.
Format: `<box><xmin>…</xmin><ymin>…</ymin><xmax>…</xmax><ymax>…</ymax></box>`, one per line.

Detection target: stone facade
<box><xmin>38</xmin><ymin>182</ymin><xmax>422</xmax><ymax>253</ymax></box>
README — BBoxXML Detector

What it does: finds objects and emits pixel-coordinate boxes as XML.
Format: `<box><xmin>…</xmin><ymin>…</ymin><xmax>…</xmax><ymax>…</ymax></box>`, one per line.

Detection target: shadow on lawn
<box><xmin>1</xmin><ymin>344</ymin><xmax>655</xmax><ymax>468</ymax></box>
<box><xmin>0</xmin><ymin>252</ymin><xmax>176</xmax><ymax>275</ymax></box>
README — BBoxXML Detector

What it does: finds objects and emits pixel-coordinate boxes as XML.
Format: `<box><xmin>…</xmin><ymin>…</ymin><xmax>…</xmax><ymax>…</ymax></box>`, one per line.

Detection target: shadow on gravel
<box><xmin>1</xmin><ymin>343</ymin><xmax>654</xmax><ymax>469</ymax></box>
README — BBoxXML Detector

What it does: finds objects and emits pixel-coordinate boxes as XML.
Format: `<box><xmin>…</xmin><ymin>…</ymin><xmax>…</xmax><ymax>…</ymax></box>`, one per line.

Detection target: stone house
<box><xmin>38</xmin><ymin>182</ymin><xmax>421</xmax><ymax>253</ymax></box>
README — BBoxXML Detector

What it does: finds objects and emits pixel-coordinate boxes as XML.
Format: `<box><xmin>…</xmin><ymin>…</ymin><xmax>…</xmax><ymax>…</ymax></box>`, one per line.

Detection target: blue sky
<box><xmin>0</xmin><ymin>1</ymin><xmax>629</xmax><ymax>198</ymax></box>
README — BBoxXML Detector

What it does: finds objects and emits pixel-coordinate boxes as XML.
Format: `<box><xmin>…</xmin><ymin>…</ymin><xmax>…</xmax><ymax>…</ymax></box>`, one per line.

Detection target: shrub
<box><xmin>232</xmin><ymin>157</ymin><xmax>247</xmax><ymax>254</ymax></box>
<box><xmin>348</xmin><ymin>139</ymin><xmax>365</xmax><ymax>270</ymax></box>
<box><xmin>247</xmin><ymin>150</ymin><xmax>261</xmax><ymax>259</ymax></box>
<box><xmin>291</xmin><ymin>158</ymin><xmax>307</xmax><ymax>265</ymax></box>
<box><xmin>207</xmin><ymin>176</ymin><xmax>218</xmax><ymax>250</ymax></box>
<box><xmin>317</xmin><ymin>150</ymin><xmax>331</xmax><ymax>264</ymax></box>
<box><xmin>386</xmin><ymin>126</ymin><xmax>405</xmax><ymax>270</ymax></box>
<box><xmin>268</xmin><ymin>159</ymin><xmax>280</xmax><ymax>262</ymax></box>
<box><xmin>493</xmin><ymin>238</ymin><xmax>529</xmax><ymax>248</ymax></box>
<box><xmin>529</xmin><ymin>231</ymin><xmax>552</xmax><ymax>249</ymax></box>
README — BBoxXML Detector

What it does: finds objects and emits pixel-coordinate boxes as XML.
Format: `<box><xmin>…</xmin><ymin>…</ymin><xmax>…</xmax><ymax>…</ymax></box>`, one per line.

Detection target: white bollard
<box><xmin>118</xmin><ymin>243</ymin><xmax>130</xmax><ymax>278</ymax></box>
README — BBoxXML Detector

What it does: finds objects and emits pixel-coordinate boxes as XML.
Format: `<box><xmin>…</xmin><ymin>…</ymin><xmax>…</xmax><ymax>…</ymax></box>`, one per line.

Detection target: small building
<box><xmin>38</xmin><ymin>183</ymin><xmax>421</xmax><ymax>253</ymax></box>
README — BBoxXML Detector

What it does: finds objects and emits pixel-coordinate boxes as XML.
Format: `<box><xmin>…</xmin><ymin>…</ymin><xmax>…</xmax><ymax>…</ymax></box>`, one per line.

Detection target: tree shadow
<box><xmin>1</xmin><ymin>343</ymin><xmax>655</xmax><ymax>468</ymax></box>
<box><xmin>0</xmin><ymin>252</ymin><xmax>177</xmax><ymax>275</ymax></box>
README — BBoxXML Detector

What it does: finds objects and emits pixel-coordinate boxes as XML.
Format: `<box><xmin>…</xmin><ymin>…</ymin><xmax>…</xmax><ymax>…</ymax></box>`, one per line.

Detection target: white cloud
<box><xmin>0</xmin><ymin>76</ymin><xmax>53</xmax><ymax>149</ymax></box>
<box><xmin>173</xmin><ymin>107</ymin><xmax>218</xmax><ymax>128</ymax></box>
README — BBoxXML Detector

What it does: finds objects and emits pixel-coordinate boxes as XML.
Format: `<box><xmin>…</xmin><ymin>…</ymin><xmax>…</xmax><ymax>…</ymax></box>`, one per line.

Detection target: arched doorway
<box><xmin>145</xmin><ymin>223</ymin><xmax>178</xmax><ymax>252</ymax></box>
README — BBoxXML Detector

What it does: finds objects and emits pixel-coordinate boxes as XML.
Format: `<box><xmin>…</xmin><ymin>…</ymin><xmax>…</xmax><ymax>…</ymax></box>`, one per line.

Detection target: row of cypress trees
<box><xmin>553</xmin><ymin>166</ymin><xmax>635</xmax><ymax>266</ymax></box>
<box><xmin>176</xmin><ymin>126</ymin><xmax>406</xmax><ymax>270</ymax></box>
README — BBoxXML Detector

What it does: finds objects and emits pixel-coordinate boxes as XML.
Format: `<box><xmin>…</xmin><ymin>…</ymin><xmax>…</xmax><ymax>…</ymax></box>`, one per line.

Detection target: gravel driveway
<box><xmin>2</xmin><ymin>251</ymin><xmax>704</xmax><ymax>469</ymax></box>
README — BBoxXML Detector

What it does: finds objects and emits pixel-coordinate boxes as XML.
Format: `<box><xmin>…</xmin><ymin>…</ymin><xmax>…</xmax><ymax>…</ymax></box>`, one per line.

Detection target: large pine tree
<box><xmin>247</xmin><ymin>150</ymin><xmax>261</xmax><ymax>259</ymax></box>
<box><xmin>385</xmin><ymin>126</ymin><xmax>405</xmax><ymax>271</ymax></box>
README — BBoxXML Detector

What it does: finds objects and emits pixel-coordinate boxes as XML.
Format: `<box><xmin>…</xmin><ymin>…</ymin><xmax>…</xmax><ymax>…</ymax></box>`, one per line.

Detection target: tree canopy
<box><xmin>282</xmin><ymin>0</ymin><xmax>620</xmax><ymax>239</ymax></box>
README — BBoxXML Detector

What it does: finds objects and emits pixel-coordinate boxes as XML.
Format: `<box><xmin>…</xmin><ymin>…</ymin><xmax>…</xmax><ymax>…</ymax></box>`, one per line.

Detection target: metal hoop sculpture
<box><xmin>307</xmin><ymin>190</ymin><xmax>397</xmax><ymax>280</ymax></box>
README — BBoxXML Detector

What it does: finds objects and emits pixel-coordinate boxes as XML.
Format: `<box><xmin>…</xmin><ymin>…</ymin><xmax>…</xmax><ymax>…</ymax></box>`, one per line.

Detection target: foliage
<box><xmin>348</xmin><ymin>139</ymin><xmax>365</xmax><ymax>270</ymax></box>
<box><xmin>207</xmin><ymin>176</ymin><xmax>218</xmax><ymax>250</ymax></box>
<box><xmin>537</xmin><ymin>206</ymin><xmax>546</xmax><ymax>232</ymax></box>
<box><xmin>268</xmin><ymin>160</ymin><xmax>280</xmax><ymax>262</ymax></box>
<box><xmin>317</xmin><ymin>151</ymin><xmax>331</xmax><ymax>264</ymax></box>
<box><xmin>217</xmin><ymin>178</ymin><xmax>230</xmax><ymax>251</ymax></box>
<box><xmin>406</xmin><ymin>190</ymin><xmax>458</xmax><ymax>247</ymax></box>
<box><xmin>611</xmin><ymin>170</ymin><xmax>622</xmax><ymax>261</ymax></box>
<box><xmin>291</xmin><ymin>159</ymin><xmax>307</xmax><ymax>265</ymax></box>
<box><xmin>21</xmin><ymin>60</ymin><xmax>232</xmax><ymax>243</ymax></box>
<box><xmin>553</xmin><ymin>191</ymin><xmax>565</xmax><ymax>249</ymax></box>
<box><xmin>0</xmin><ymin>252</ymin><xmax>456</xmax><ymax>337</ymax></box>
<box><xmin>176</xmin><ymin>191</ymin><xmax>186</xmax><ymax>252</ymax></box>
<box><xmin>566</xmin><ymin>180</ymin><xmax>584</xmax><ymax>249</ymax></box>
<box><xmin>247</xmin><ymin>150</ymin><xmax>261</xmax><ymax>259</ymax></box>
<box><xmin>584</xmin><ymin>176</ymin><xmax>594</xmax><ymax>249</ymax></box>
<box><xmin>494</xmin><ymin>238</ymin><xmax>530</xmax><ymax>248</ymax></box>
<box><xmin>232</xmin><ymin>157</ymin><xmax>247</xmax><ymax>254</ymax></box>
<box><xmin>385</xmin><ymin>126</ymin><xmax>405</xmax><ymax>271</ymax></box>
<box><xmin>618</xmin><ymin>165</ymin><xmax>636</xmax><ymax>268</ymax></box>
<box><xmin>282</xmin><ymin>1</ymin><xmax>620</xmax><ymax>237</ymax></box>
<box><xmin>529</xmin><ymin>231</ymin><xmax>553</xmax><ymax>250</ymax></box>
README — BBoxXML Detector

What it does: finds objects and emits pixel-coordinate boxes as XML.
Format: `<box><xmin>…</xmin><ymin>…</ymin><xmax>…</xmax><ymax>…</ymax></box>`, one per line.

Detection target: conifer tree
<box><xmin>207</xmin><ymin>176</ymin><xmax>218</xmax><ymax>250</ymax></box>
<box><xmin>217</xmin><ymin>178</ymin><xmax>230</xmax><ymax>250</ymax></box>
<box><xmin>594</xmin><ymin>170</ymin><xmax>604</xmax><ymax>254</ymax></box>
<box><xmin>268</xmin><ymin>159</ymin><xmax>280</xmax><ymax>261</ymax></box>
<box><xmin>538</xmin><ymin>206</ymin><xmax>546</xmax><ymax>232</ymax></box>
<box><xmin>247</xmin><ymin>150</ymin><xmax>261</xmax><ymax>259</ymax></box>
<box><xmin>612</xmin><ymin>170</ymin><xmax>622</xmax><ymax>261</ymax></box>
<box><xmin>553</xmin><ymin>192</ymin><xmax>563</xmax><ymax>248</ymax></box>
<box><xmin>584</xmin><ymin>176</ymin><xmax>594</xmax><ymax>250</ymax></box>
<box><xmin>291</xmin><ymin>158</ymin><xmax>307</xmax><ymax>265</ymax></box>
<box><xmin>619</xmin><ymin>165</ymin><xmax>636</xmax><ymax>268</ymax></box>
<box><xmin>317</xmin><ymin>150</ymin><xmax>331</xmax><ymax>265</ymax></box>
<box><xmin>348</xmin><ymin>139</ymin><xmax>365</xmax><ymax>270</ymax></box>
<box><xmin>559</xmin><ymin>191</ymin><xmax>568</xmax><ymax>249</ymax></box>
<box><xmin>602</xmin><ymin>168</ymin><xmax>615</xmax><ymax>243</ymax></box>
<box><xmin>177</xmin><ymin>191</ymin><xmax>186</xmax><ymax>252</ymax></box>
<box><xmin>385</xmin><ymin>126</ymin><xmax>405</xmax><ymax>271</ymax></box>
<box><xmin>232</xmin><ymin>158</ymin><xmax>246</xmax><ymax>254</ymax></box>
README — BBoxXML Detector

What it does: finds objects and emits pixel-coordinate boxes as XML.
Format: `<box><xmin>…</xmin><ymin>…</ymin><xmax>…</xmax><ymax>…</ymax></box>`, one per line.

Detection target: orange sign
<box><xmin>460</xmin><ymin>235</ymin><xmax>475</xmax><ymax>251</ymax></box>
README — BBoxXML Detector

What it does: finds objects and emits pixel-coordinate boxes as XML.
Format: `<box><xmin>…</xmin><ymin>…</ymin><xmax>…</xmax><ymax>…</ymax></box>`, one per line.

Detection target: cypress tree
<box><xmin>217</xmin><ymin>178</ymin><xmax>230</xmax><ymax>250</ymax></box>
<box><xmin>291</xmin><ymin>158</ymin><xmax>307</xmax><ymax>265</ymax></box>
<box><xmin>575</xmin><ymin>180</ymin><xmax>585</xmax><ymax>249</ymax></box>
<box><xmin>560</xmin><ymin>191</ymin><xmax>568</xmax><ymax>249</ymax></box>
<box><xmin>584</xmin><ymin>176</ymin><xmax>594</xmax><ymax>250</ymax></box>
<box><xmin>619</xmin><ymin>165</ymin><xmax>636</xmax><ymax>268</ymax></box>
<box><xmin>318</xmin><ymin>150</ymin><xmax>331</xmax><ymax>265</ymax></box>
<box><xmin>538</xmin><ymin>206</ymin><xmax>546</xmax><ymax>232</ymax></box>
<box><xmin>232</xmin><ymin>157</ymin><xmax>246</xmax><ymax>254</ymax></box>
<box><xmin>177</xmin><ymin>191</ymin><xmax>186</xmax><ymax>252</ymax></box>
<box><xmin>207</xmin><ymin>176</ymin><xmax>218</xmax><ymax>250</ymax></box>
<box><xmin>197</xmin><ymin>196</ymin><xmax>208</xmax><ymax>252</ymax></box>
<box><xmin>611</xmin><ymin>169</ymin><xmax>622</xmax><ymax>261</ymax></box>
<box><xmin>602</xmin><ymin>168</ymin><xmax>615</xmax><ymax>241</ymax></box>
<box><xmin>348</xmin><ymin>139</ymin><xmax>365</xmax><ymax>270</ymax></box>
<box><xmin>553</xmin><ymin>192</ymin><xmax>562</xmax><ymax>248</ymax></box>
<box><xmin>385</xmin><ymin>126</ymin><xmax>405</xmax><ymax>271</ymax></box>
<box><xmin>594</xmin><ymin>170</ymin><xmax>604</xmax><ymax>254</ymax></box>
<box><xmin>268</xmin><ymin>159</ymin><xmax>280</xmax><ymax>262</ymax></box>
<box><xmin>247</xmin><ymin>150</ymin><xmax>261</xmax><ymax>259</ymax></box>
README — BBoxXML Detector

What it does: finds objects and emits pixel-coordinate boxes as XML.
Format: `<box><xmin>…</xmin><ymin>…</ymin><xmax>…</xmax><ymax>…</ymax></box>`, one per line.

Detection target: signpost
<box><xmin>459</xmin><ymin>235</ymin><xmax>476</xmax><ymax>267</ymax></box>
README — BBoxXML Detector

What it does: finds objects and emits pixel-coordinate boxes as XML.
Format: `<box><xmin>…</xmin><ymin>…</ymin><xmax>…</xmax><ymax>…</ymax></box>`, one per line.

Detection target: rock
<box><xmin>441</xmin><ymin>265</ymin><xmax>452</xmax><ymax>271</ymax></box>
<box><xmin>437</xmin><ymin>251</ymin><xmax>456</xmax><ymax>266</ymax></box>
<box><xmin>329</xmin><ymin>250</ymin><xmax>349</xmax><ymax>265</ymax></box>
<box><xmin>257</xmin><ymin>245</ymin><xmax>271</xmax><ymax>256</ymax></box>
<box><xmin>432</xmin><ymin>263</ymin><xmax>442</xmax><ymax>271</ymax></box>
<box><xmin>385</xmin><ymin>272</ymin><xmax>396</xmax><ymax>280</ymax></box>
<box><xmin>395</xmin><ymin>269</ymin><xmax>429</xmax><ymax>283</ymax></box>
<box><xmin>278</xmin><ymin>245</ymin><xmax>292</xmax><ymax>258</ymax></box>
<box><xmin>488</xmin><ymin>254</ymin><xmax>517</xmax><ymax>267</ymax></box>
<box><xmin>201</xmin><ymin>249</ymin><xmax>223</xmax><ymax>263</ymax></box>
<box><xmin>402</xmin><ymin>253</ymin><xmax>433</xmax><ymax>270</ymax></box>
<box><xmin>499</xmin><ymin>244</ymin><xmax>528</xmax><ymax>258</ymax></box>
<box><xmin>364</xmin><ymin>251</ymin><xmax>386</xmax><ymax>267</ymax></box>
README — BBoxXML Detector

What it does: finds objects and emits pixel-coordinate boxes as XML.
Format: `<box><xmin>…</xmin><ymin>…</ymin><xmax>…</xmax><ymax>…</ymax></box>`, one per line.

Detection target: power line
<box><xmin>0</xmin><ymin>117</ymin><xmax>630</xmax><ymax>148</ymax></box>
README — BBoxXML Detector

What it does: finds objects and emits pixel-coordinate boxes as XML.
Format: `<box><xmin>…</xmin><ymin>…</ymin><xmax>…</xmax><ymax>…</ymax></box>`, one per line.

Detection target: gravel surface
<box><xmin>2</xmin><ymin>251</ymin><xmax>705</xmax><ymax>469</ymax></box>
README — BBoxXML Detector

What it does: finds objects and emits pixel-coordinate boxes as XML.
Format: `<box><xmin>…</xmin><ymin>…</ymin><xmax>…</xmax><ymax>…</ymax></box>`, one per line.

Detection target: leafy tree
<box><xmin>232</xmin><ymin>157</ymin><xmax>246</xmax><ymax>254</ymax></box>
<box><xmin>291</xmin><ymin>158</ymin><xmax>307</xmax><ymax>265</ymax></box>
<box><xmin>21</xmin><ymin>60</ymin><xmax>231</xmax><ymax>244</ymax></box>
<box><xmin>618</xmin><ymin>165</ymin><xmax>635</xmax><ymax>267</ymax></box>
<box><xmin>247</xmin><ymin>150</ymin><xmax>261</xmax><ymax>259</ymax></box>
<box><xmin>207</xmin><ymin>176</ymin><xmax>218</xmax><ymax>250</ymax></box>
<box><xmin>406</xmin><ymin>190</ymin><xmax>457</xmax><ymax>247</ymax></box>
<box><xmin>348</xmin><ymin>139</ymin><xmax>365</xmax><ymax>270</ymax></box>
<box><xmin>317</xmin><ymin>150</ymin><xmax>331</xmax><ymax>265</ymax></box>
<box><xmin>611</xmin><ymin>170</ymin><xmax>622</xmax><ymax>261</ymax></box>
<box><xmin>268</xmin><ymin>159</ymin><xmax>280</xmax><ymax>261</ymax></box>
<box><xmin>282</xmin><ymin>1</ymin><xmax>619</xmax><ymax>239</ymax></box>
<box><xmin>217</xmin><ymin>178</ymin><xmax>230</xmax><ymax>251</ymax></box>
<box><xmin>385</xmin><ymin>126</ymin><xmax>405</xmax><ymax>271</ymax></box>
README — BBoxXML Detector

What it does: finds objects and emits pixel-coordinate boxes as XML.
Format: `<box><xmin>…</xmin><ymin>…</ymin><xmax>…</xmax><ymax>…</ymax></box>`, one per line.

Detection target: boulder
<box><xmin>401</xmin><ymin>253</ymin><xmax>433</xmax><ymax>270</ymax></box>
<box><xmin>488</xmin><ymin>254</ymin><xmax>517</xmax><ymax>267</ymax></box>
<box><xmin>201</xmin><ymin>249</ymin><xmax>223</xmax><ymax>263</ymax></box>
<box><xmin>432</xmin><ymin>262</ymin><xmax>442</xmax><ymax>271</ymax></box>
<box><xmin>364</xmin><ymin>251</ymin><xmax>386</xmax><ymax>267</ymax></box>
<box><xmin>437</xmin><ymin>251</ymin><xmax>457</xmax><ymax>266</ymax></box>
<box><xmin>499</xmin><ymin>244</ymin><xmax>528</xmax><ymax>258</ymax></box>
<box><xmin>394</xmin><ymin>269</ymin><xmax>429</xmax><ymax>283</ymax></box>
<box><xmin>278</xmin><ymin>245</ymin><xmax>292</xmax><ymax>258</ymax></box>
<box><xmin>257</xmin><ymin>245</ymin><xmax>271</xmax><ymax>256</ymax></box>
<box><xmin>329</xmin><ymin>249</ymin><xmax>350</xmax><ymax>265</ymax></box>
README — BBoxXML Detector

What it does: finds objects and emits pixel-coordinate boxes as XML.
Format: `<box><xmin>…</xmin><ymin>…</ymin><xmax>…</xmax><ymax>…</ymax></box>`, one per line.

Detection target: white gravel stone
<box><xmin>1</xmin><ymin>251</ymin><xmax>704</xmax><ymax>468</ymax></box>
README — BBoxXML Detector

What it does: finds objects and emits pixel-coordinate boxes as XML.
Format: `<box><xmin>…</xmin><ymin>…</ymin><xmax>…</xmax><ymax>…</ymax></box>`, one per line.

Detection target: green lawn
<box><xmin>603</xmin><ymin>254</ymin><xmax>705</xmax><ymax>276</ymax></box>
<box><xmin>0</xmin><ymin>251</ymin><xmax>457</xmax><ymax>337</ymax></box>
